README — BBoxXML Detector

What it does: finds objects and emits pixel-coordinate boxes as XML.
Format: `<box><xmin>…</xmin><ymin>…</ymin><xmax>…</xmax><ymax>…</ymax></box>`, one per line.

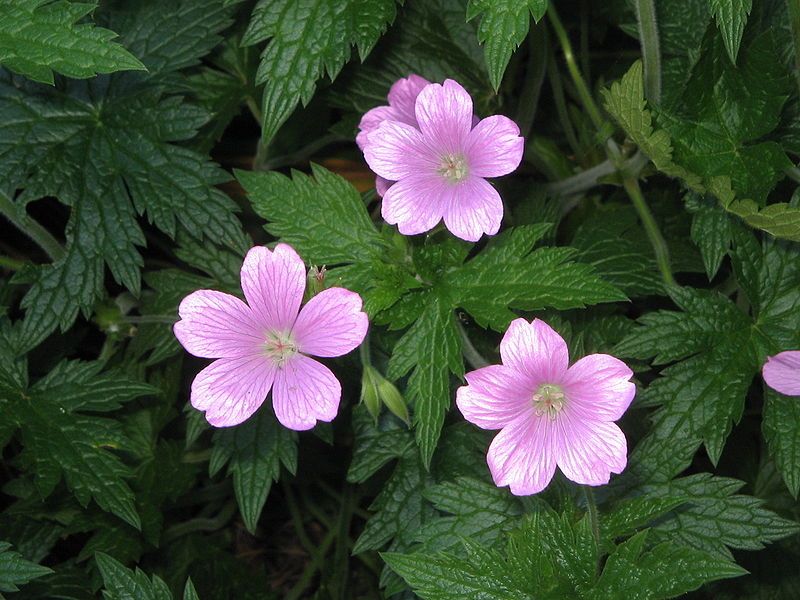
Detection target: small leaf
<box><xmin>708</xmin><ymin>0</ymin><xmax>753</xmax><ymax>63</ymax></box>
<box><xmin>96</xmin><ymin>552</ymin><xmax>174</xmax><ymax>600</ymax></box>
<box><xmin>763</xmin><ymin>388</ymin><xmax>800</xmax><ymax>498</ymax></box>
<box><xmin>0</xmin><ymin>541</ymin><xmax>52</xmax><ymax>593</ymax></box>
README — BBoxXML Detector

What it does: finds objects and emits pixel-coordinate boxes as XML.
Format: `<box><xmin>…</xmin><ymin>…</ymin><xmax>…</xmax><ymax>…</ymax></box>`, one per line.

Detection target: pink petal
<box><xmin>487</xmin><ymin>414</ymin><xmax>558</xmax><ymax>495</ymax></box>
<box><xmin>555</xmin><ymin>418</ymin><xmax>627</xmax><ymax>486</ymax></box>
<box><xmin>415</xmin><ymin>79</ymin><xmax>473</xmax><ymax>154</ymax></box>
<box><xmin>456</xmin><ymin>364</ymin><xmax>534</xmax><ymax>430</ymax></box>
<box><xmin>763</xmin><ymin>351</ymin><xmax>800</xmax><ymax>396</ymax></box>
<box><xmin>562</xmin><ymin>354</ymin><xmax>636</xmax><ymax>422</ymax></box>
<box><xmin>440</xmin><ymin>176</ymin><xmax>503</xmax><ymax>242</ymax></box>
<box><xmin>375</xmin><ymin>176</ymin><xmax>392</xmax><ymax>197</ymax></box>
<box><xmin>387</xmin><ymin>74</ymin><xmax>431</xmax><ymax>124</ymax></box>
<box><xmin>500</xmin><ymin>319</ymin><xmax>569</xmax><ymax>385</ymax></box>
<box><xmin>466</xmin><ymin>115</ymin><xmax>524</xmax><ymax>178</ymax></box>
<box><xmin>381</xmin><ymin>174</ymin><xmax>446</xmax><ymax>235</ymax></box>
<box><xmin>240</xmin><ymin>244</ymin><xmax>305</xmax><ymax>332</ymax></box>
<box><xmin>191</xmin><ymin>355</ymin><xmax>275</xmax><ymax>427</ymax></box>
<box><xmin>272</xmin><ymin>355</ymin><xmax>341</xmax><ymax>431</ymax></box>
<box><xmin>292</xmin><ymin>287</ymin><xmax>368</xmax><ymax>357</ymax></box>
<box><xmin>357</xmin><ymin>105</ymin><xmax>398</xmax><ymax>150</ymax></box>
<box><xmin>364</xmin><ymin>121</ymin><xmax>438</xmax><ymax>181</ymax></box>
<box><xmin>174</xmin><ymin>290</ymin><xmax>263</xmax><ymax>359</ymax></box>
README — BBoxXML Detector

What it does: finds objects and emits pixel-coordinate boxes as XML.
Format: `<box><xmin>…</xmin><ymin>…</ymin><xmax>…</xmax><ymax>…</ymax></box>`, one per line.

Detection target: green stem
<box><xmin>634</xmin><ymin>0</ymin><xmax>662</xmax><ymax>105</ymax></box>
<box><xmin>787</xmin><ymin>0</ymin><xmax>800</xmax><ymax>96</ymax></box>
<box><xmin>547</xmin><ymin>51</ymin><xmax>581</xmax><ymax>158</ymax></box>
<box><xmin>285</xmin><ymin>525</ymin><xmax>337</xmax><ymax>600</ymax></box>
<box><xmin>162</xmin><ymin>501</ymin><xmax>236</xmax><ymax>542</ymax></box>
<box><xmin>282</xmin><ymin>479</ymin><xmax>322</xmax><ymax>565</ymax></box>
<box><xmin>358</xmin><ymin>331</ymin><xmax>372</xmax><ymax>367</ymax></box>
<box><xmin>582</xmin><ymin>486</ymin><xmax>601</xmax><ymax>551</ymax></box>
<box><xmin>456</xmin><ymin>321</ymin><xmax>489</xmax><ymax>370</ymax></box>
<box><xmin>0</xmin><ymin>191</ymin><xmax>65</xmax><ymax>261</ymax></box>
<box><xmin>255</xmin><ymin>133</ymin><xmax>343</xmax><ymax>171</ymax></box>
<box><xmin>623</xmin><ymin>175</ymin><xmax>675</xmax><ymax>286</ymax></box>
<box><xmin>515</xmin><ymin>25</ymin><xmax>548</xmax><ymax>138</ymax></box>
<box><xmin>547</xmin><ymin>5</ymin><xmax>605</xmax><ymax>132</ymax></box>
<box><xmin>0</xmin><ymin>255</ymin><xmax>25</xmax><ymax>271</ymax></box>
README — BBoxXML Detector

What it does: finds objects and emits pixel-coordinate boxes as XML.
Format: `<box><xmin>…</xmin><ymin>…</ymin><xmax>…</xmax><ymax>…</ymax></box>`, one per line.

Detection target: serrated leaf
<box><xmin>387</xmin><ymin>294</ymin><xmax>462</xmax><ymax>468</ymax></box>
<box><xmin>592</xmin><ymin>531</ymin><xmax>746</xmax><ymax>599</ymax></box>
<box><xmin>602</xmin><ymin>495</ymin><xmax>689</xmax><ymax>542</ymax></box>
<box><xmin>239</xmin><ymin>165</ymin><xmax>386</xmax><ymax>265</ymax></box>
<box><xmin>241</xmin><ymin>0</ymin><xmax>396</xmax><ymax>143</ymax></box>
<box><xmin>4</xmin><ymin>361</ymin><xmax>155</xmax><ymax>529</ymax></box>
<box><xmin>413</xmin><ymin>477</ymin><xmax>522</xmax><ymax>553</ymax></box>
<box><xmin>347</xmin><ymin>405</ymin><xmax>413</xmax><ymax>483</ymax></box>
<box><xmin>688</xmin><ymin>194</ymin><xmax>732</xmax><ymax>279</ymax></box>
<box><xmin>1</xmin><ymin>2</ymin><xmax>246</xmax><ymax>351</ymax></box>
<box><xmin>96</xmin><ymin>552</ymin><xmax>174</xmax><ymax>600</ymax></box>
<box><xmin>210</xmin><ymin>407</ymin><xmax>297</xmax><ymax>533</ymax></box>
<box><xmin>183</xmin><ymin>579</ymin><xmax>200</xmax><ymax>600</ymax></box>
<box><xmin>708</xmin><ymin>0</ymin><xmax>752</xmax><ymax>63</ymax></box>
<box><xmin>353</xmin><ymin>449</ymin><xmax>434</xmax><ymax>555</ymax></box>
<box><xmin>0</xmin><ymin>541</ymin><xmax>52</xmax><ymax>593</ymax></box>
<box><xmin>466</xmin><ymin>0</ymin><xmax>548</xmax><ymax>90</ymax></box>
<box><xmin>0</xmin><ymin>0</ymin><xmax>145</xmax><ymax>84</ymax></box>
<box><xmin>645</xmin><ymin>474</ymin><xmax>800</xmax><ymax>559</ymax></box>
<box><xmin>763</xmin><ymin>388</ymin><xmax>800</xmax><ymax>498</ymax></box>
<box><xmin>444</xmin><ymin>225</ymin><xmax>626</xmax><ymax>331</ymax></box>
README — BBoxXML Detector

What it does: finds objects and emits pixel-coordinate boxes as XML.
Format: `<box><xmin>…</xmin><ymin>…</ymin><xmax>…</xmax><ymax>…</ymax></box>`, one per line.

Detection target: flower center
<box><xmin>264</xmin><ymin>331</ymin><xmax>298</xmax><ymax>367</ymax></box>
<box><xmin>532</xmin><ymin>384</ymin><xmax>566</xmax><ymax>420</ymax></box>
<box><xmin>437</xmin><ymin>153</ymin><xmax>468</xmax><ymax>183</ymax></box>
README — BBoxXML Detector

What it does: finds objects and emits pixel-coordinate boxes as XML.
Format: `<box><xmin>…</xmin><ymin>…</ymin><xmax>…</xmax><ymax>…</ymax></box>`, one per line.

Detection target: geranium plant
<box><xmin>1</xmin><ymin>0</ymin><xmax>799</xmax><ymax>598</ymax></box>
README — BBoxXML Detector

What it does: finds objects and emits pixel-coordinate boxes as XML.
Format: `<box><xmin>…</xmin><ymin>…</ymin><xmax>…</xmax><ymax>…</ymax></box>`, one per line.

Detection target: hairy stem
<box><xmin>634</xmin><ymin>0</ymin><xmax>662</xmax><ymax>105</ymax></box>
<box><xmin>0</xmin><ymin>191</ymin><xmax>65</xmax><ymax>261</ymax></box>
<box><xmin>623</xmin><ymin>175</ymin><xmax>676</xmax><ymax>286</ymax></box>
<box><xmin>547</xmin><ymin>5</ymin><xmax>605</xmax><ymax>132</ymax></box>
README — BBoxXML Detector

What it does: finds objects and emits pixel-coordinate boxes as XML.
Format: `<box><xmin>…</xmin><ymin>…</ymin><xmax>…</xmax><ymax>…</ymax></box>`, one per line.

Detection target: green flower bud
<box><xmin>360</xmin><ymin>365</ymin><xmax>381</xmax><ymax>423</ymax></box>
<box><xmin>304</xmin><ymin>265</ymin><xmax>327</xmax><ymax>301</ymax></box>
<box><xmin>376</xmin><ymin>376</ymin><xmax>410</xmax><ymax>425</ymax></box>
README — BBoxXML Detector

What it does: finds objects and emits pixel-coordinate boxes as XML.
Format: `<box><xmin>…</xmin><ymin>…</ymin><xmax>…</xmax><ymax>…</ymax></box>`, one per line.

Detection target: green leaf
<box><xmin>183</xmin><ymin>579</ymin><xmax>200</xmax><ymax>600</ymax></box>
<box><xmin>209</xmin><ymin>407</ymin><xmax>297</xmax><ymax>533</ymax></box>
<box><xmin>592</xmin><ymin>531</ymin><xmax>746</xmax><ymax>599</ymax></box>
<box><xmin>0</xmin><ymin>541</ymin><xmax>52</xmax><ymax>593</ymax></box>
<box><xmin>466</xmin><ymin>0</ymin><xmax>548</xmax><ymax>91</ymax></box>
<box><xmin>645</xmin><ymin>474</ymin><xmax>800</xmax><ymax>559</ymax></box>
<box><xmin>708</xmin><ymin>0</ymin><xmax>752</xmax><ymax>63</ymax></box>
<box><xmin>96</xmin><ymin>552</ymin><xmax>175</xmax><ymax>600</ymax></box>
<box><xmin>239</xmin><ymin>165</ymin><xmax>386</xmax><ymax>265</ymax></box>
<box><xmin>347</xmin><ymin>405</ymin><xmax>413</xmax><ymax>483</ymax></box>
<box><xmin>5</xmin><ymin>361</ymin><xmax>155</xmax><ymax>529</ymax></box>
<box><xmin>601</xmin><ymin>495</ymin><xmax>689</xmax><ymax>543</ymax></box>
<box><xmin>1</xmin><ymin>3</ymin><xmax>246</xmax><ymax>351</ymax></box>
<box><xmin>353</xmin><ymin>449</ymin><xmax>434</xmax><ymax>555</ymax></box>
<box><xmin>603</xmin><ymin>58</ymin><xmax>800</xmax><ymax>242</ymax></box>
<box><xmin>241</xmin><ymin>0</ymin><xmax>397</xmax><ymax>143</ymax></box>
<box><xmin>387</xmin><ymin>294</ymin><xmax>463</xmax><ymax>468</ymax></box>
<box><xmin>763</xmin><ymin>388</ymin><xmax>800</xmax><ymax>498</ymax></box>
<box><xmin>413</xmin><ymin>477</ymin><xmax>523</xmax><ymax>553</ymax></box>
<box><xmin>443</xmin><ymin>225</ymin><xmax>625</xmax><ymax>331</ymax></box>
<box><xmin>688</xmin><ymin>194</ymin><xmax>732</xmax><ymax>280</ymax></box>
<box><xmin>0</xmin><ymin>0</ymin><xmax>145</xmax><ymax>84</ymax></box>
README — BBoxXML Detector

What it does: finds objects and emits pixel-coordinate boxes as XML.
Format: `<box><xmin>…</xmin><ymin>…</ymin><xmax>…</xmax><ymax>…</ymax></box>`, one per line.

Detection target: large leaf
<box><xmin>0</xmin><ymin>0</ymin><xmax>144</xmax><ymax>84</ymax></box>
<box><xmin>1</xmin><ymin>361</ymin><xmax>155</xmax><ymax>529</ymax></box>
<box><xmin>241</xmin><ymin>0</ymin><xmax>397</xmax><ymax>143</ymax></box>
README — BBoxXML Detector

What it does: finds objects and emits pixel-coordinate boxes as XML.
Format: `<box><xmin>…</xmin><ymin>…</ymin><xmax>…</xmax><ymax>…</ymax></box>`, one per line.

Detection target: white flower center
<box><xmin>264</xmin><ymin>331</ymin><xmax>298</xmax><ymax>367</ymax></box>
<box><xmin>532</xmin><ymin>383</ymin><xmax>566</xmax><ymax>420</ymax></box>
<box><xmin>437</xmin><ymin>153</ymin><xmax>468</xmax><ymax>183</ymax></box>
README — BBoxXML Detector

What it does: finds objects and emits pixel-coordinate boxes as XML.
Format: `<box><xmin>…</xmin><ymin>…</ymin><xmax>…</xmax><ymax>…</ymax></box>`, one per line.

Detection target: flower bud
<box><xmin>360</xmin><ymin>365</ymin><xmax>381</xmax><ymax>423</ymax></box>
<box><xmin>376</xmin><ymin>376</ymin><xmax>410</xmax><ymax>425</ymax></box>
<box><xmin>305</xmin><ymin>265</ymin><xmax>327</xmax><ymax>301</ymax></box>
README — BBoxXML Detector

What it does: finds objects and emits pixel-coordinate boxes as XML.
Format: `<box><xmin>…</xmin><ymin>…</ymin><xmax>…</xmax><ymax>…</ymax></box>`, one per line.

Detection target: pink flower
<box><xmin>357</xmin><ymin>74</ymin><xmax>431</xmax><ymax>198</ymax></box>
<box><xmin>456</xmin><ymin>318</ymin><xmax>635</xmax><ymax>495</ymax></box>
<box><xmin>362</xmin><ymin>79</ymin><xmax>524</xmax><ymax>242</ymax></box>
<box><xmin>763</xmin><ymin>351</ymin><xmax>800</xmax><ymax>396</ymax></box>
<box><xmin>173</xmin><ymin>244</ymin><xmax>369</xmax><ymax>430</ymax></box>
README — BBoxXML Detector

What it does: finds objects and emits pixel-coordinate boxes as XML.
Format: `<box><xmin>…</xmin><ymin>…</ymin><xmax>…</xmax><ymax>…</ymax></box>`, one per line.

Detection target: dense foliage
<box><xmin>1</xmin><ymin>0</ymin><xmax>800</xmax><ymax>598</ymax></box>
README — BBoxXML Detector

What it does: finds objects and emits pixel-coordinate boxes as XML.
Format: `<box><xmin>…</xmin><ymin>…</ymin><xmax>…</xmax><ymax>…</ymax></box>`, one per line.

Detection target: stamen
<box><xmin>532</xmin><ymin>383</ymin><xmax>566</xmax><ymax>420</ymax></box>
<box><xmin>437</xmin><ymin>153</ymin><xmax>468</xmax><ymax>183</ymax></box>
<box><xmin>264</xmin><ymin>331</ymin><xmax>298</xmax><ymax>367</ymax></box>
